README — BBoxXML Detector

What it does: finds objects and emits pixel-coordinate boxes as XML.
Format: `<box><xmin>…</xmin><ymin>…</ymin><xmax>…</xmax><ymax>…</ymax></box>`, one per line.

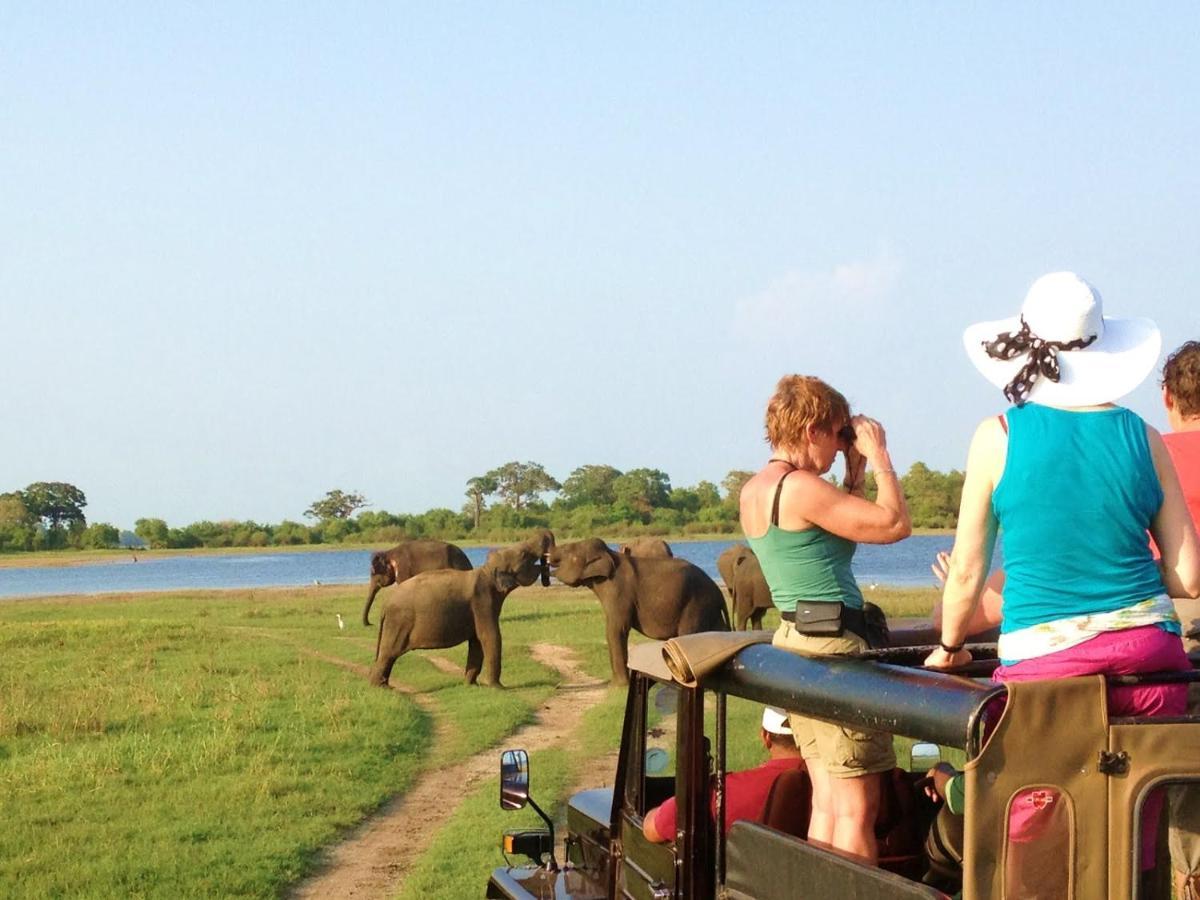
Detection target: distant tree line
<box><xmin>0</xmin><ymin>463</ymin><xmax>965</xmax><ymax>555</ymax></box>
<box><xmin>0</xmin><ymin>482</ymin><xmax>121</xmax><ymax>552</ymax></box>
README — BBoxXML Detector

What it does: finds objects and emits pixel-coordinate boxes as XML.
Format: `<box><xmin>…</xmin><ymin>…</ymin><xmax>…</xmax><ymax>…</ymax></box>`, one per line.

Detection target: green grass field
<box><xmin>0</xmin><ymin>584</ymin><xmax>939</xmax><ymax>898</ymax></box>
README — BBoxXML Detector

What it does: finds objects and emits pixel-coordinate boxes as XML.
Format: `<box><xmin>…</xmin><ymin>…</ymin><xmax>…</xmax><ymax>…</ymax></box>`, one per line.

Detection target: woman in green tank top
<box><xmin>740</xmin><ymin>375</ymin><xmax>911</xmax><ymax>865</ymax></box>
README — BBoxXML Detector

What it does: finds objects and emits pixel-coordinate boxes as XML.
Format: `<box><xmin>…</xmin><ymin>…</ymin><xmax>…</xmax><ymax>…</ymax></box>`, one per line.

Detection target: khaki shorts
<box><xmin>772</xmin><ymin>620</ymin><xmax>896</xmax><ymax>778</ymax></box>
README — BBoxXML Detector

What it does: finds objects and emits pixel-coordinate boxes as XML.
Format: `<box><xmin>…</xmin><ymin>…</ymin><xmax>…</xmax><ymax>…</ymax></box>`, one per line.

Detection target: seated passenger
<box><xmin>643</xmin><ymin>706</ymin><xmax>805</xmax><ymax>843</ymax></box>
<box><xmin>926</xmin><ymin>275</ymin><xmax>1200</xmax><ymax>877</ymax></box>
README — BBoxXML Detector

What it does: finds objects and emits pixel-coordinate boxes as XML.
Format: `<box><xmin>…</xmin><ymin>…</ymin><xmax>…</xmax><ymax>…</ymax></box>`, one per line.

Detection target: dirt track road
<box><xmin>290</xmin><ymin>643</ymin><xmax>610</xmax><ymax>900</ymax></box>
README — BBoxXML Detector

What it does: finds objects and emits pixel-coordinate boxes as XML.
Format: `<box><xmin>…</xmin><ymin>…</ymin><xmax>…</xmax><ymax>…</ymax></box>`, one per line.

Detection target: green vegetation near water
<box><xmin>0</xmin><ymin>585</ymin><xmax>938</xmax><ymax>898</ymax></box>
<box><xmin>2</xmin><ymin>461</ymin><xmax>964</xmax><ymax>557</ymax></box>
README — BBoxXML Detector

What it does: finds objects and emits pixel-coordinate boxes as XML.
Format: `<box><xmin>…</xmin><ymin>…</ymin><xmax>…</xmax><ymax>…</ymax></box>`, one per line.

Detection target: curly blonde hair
<box><xmin>1163</xmin><ymin>341</ymin><xmax>1200</xmax><ymax>419</ymax></box>
<box><xmin>764</xmin><ymin>375</ymin><xmax>850</xmax><ymax>450</ymax></box>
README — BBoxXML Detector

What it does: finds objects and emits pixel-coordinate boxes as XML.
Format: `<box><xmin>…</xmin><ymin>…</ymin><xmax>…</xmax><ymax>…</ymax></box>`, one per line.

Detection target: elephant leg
<box><xmin>369</xmin><ymin>619</ymin><xmax>409</xmax><ymax>687</ymax></box>
<box><xmin>606</xmin><ymin>618</ymin><xmax>632</xmax><ymax>686</ymax></box>
<box><xmin>464</xmin><ymin>637</ymin><xmax>484</xmax><ymax>685</ymax></box>
<box><xmin>750</xmin><ymin>609</ymin><xmax>765</xmax><ymax>630</ymax></box>
<box><xmin>473</xmin><ymin>606</ymin><xmax>504</xmax><ymax>688</ymax></box>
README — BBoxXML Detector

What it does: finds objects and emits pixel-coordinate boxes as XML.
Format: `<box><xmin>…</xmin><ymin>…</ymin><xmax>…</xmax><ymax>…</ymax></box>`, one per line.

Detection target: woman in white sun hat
<box><xmin>924</xmin><ymin>272</ymin><xmax>1200</xmax><ymax>871</ymax></box>
<box><xmin>925</xmin><ymin>271</ymin><xmax>1199</xmax><ymax>692</ymax></box>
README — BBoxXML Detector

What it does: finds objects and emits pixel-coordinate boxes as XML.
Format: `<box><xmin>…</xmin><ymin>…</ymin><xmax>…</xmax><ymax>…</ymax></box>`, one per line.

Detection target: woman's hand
<box><xmin>931</xmin><ymin>551</ymin><xmax>951</xmax><ymax>585</ymax></box>
<box><xmin>923</xmin><ymin>646</ymin><xmax>973</xmax><ymax>670</ymax></box>
<box><xmin>850</xmin><ymin>415</ymin><xmax>888</xmax><ymax>464</ymax></box>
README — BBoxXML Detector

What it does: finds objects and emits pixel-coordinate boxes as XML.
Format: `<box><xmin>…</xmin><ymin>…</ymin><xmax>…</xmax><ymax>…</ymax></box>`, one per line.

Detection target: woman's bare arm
<box><xmin>925</xmin><ymin>417</ymin><xmax>1005</xmax><ymax>668</ymax></box>
<box><xmin>789</xmin><ymin>416</ymin><xmax>912</xmax><ymax>545</ymax></box>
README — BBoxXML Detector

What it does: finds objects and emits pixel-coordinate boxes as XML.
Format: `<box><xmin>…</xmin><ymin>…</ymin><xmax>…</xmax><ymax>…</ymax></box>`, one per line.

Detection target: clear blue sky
<box><xmin>3</xmin><ymin>4</ymin><xmax>1198</xmax><ymax>529</ymax></box>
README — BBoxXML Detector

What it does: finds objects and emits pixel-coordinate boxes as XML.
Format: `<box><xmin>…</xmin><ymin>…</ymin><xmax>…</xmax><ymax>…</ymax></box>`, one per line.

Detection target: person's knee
<box><xmin>831</xmin><ymin>773</ymin><xmax>881</xmax><ymax>820</ymax></box>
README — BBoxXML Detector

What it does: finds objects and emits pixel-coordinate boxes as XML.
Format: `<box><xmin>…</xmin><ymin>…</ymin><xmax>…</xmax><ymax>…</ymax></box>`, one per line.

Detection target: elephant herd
<box><xmin>361</xmin><ymin>533</ymin><xmax>776</xmax><ymax>688</ymax></box>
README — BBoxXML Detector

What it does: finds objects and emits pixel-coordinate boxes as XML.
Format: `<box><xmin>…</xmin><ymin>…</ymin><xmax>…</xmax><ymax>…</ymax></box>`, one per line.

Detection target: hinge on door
<box><xmin>1098</xmin><ymin>750</ymin><xmax>1130</xmax><ymax>775</ymax></box>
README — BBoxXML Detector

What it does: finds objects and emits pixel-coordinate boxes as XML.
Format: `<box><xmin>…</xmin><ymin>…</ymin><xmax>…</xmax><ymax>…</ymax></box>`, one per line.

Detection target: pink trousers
<box><xmin>993</xmin><ymin>626</ymin><xmax>1190</xmax><ymax>868</ymax></box>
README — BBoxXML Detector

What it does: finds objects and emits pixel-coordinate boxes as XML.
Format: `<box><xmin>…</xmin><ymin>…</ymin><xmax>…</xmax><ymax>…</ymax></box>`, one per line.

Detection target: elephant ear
<box><xmin>494</xmin><ymin>570</ymin><xmax>519</xmax><ymax>593</ymax></box>
<box><xmin>581</xmin><ymin>549</ymin><xmax>616</xmax><ymax>581</ymax></box>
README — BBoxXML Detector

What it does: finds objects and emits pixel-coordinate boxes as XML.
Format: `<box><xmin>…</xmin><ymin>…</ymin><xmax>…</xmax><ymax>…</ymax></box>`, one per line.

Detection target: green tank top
<box><xmin>746</xmin><ymin>470</ymin><xmax>864</xmax><ymax>612</ymax></box>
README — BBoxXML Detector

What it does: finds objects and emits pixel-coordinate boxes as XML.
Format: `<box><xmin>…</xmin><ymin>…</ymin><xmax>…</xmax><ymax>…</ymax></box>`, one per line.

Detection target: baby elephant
<box><xmin>549</xmin><ymin>537</ymin><xmax>729</xmax><ymax>685</ymax></box>
<box><xmin>367</xmin><ymin>532</ymin><xmax>552</xmax><ymax>688</ymax></box>
<box><xmin>717</xmin><ymin>544</ymin><xmax>775</xmax><ymax>631</ymax></box>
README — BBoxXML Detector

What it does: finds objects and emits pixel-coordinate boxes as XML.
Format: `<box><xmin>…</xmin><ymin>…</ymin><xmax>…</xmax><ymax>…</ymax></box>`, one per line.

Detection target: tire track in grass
<box><xmin>290</xmin><ymin>643</ymin><xmax>609</xmax><ymax>900</ymax></box>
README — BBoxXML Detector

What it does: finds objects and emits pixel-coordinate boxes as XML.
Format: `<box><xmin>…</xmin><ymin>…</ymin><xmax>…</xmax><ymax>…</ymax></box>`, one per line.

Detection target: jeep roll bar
<box><xmin>703</xmin><ymin>643</ymin><xmax>1006</xmax><ymax>756</ymax></box>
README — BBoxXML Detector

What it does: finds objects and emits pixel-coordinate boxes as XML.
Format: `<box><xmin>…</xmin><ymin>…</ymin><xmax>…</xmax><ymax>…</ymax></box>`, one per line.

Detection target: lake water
<box><xmin>0</xmin><ymin>535</ymin><xmax>965</xmax><ymax>600</ymax></box>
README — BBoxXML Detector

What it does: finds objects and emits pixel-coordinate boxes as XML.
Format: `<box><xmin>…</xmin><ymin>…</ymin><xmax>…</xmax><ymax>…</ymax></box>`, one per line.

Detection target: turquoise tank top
<box><xmin>992</xmin><ymin>404</ymin><xmax>1168</xmax><ymax>633</ymax></box>
<box><xmin>747</xmin><ymin>472</ymin><xmax>865</xmax><ymax>612</ymax></box>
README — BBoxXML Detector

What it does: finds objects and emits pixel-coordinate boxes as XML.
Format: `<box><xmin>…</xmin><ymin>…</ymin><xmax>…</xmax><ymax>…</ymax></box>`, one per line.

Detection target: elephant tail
<box><xmin>373</xmin><ymin>611</ymin><xmax>384</xmax><ymax>662</ymax></box>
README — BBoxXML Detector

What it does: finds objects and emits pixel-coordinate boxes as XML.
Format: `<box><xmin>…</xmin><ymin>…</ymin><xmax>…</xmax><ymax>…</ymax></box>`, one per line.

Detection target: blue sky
<box><xmin>3</xmin><ymin>4</ymin><xmax>1198</xmax><ymax>529</ymax></box>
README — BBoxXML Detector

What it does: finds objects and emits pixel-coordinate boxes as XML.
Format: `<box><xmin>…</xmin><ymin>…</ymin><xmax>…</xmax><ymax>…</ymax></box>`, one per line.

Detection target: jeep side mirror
<box><xmin>500</xmin><ymin>749</ymin><xmax>530</xmax><ymax>810</ymax></box>
<box><xmin>910</xmin><ymin>742</ymin><xmax>941</xmax><ymax>770</ymax></box>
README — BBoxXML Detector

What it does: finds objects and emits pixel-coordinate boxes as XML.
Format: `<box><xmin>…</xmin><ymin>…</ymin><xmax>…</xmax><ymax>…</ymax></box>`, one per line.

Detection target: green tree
<box><xmin>304</xmin><ymin>489</ymin><xmax>368</xmax><ymax>521</ymax></box>
<box><xmin>693</xmin><ymin>480</ymin><xmax>722</xmax><ymax>508</ymax></box>
<box><xmin>901</xmin><ymin>462</ymin><xmax>965</xmax><ymax>528</ymax></box>
<box><xmin>22</xmin><ymin>481</ymin><xmax>87</xmax><ymax>533</ymax></box>
<box><xmin>0</xmin><ymin>491</ymin><xmax>35</xmax><ymax>552</ymax></box>
<box><xmin>612</xmin><ymin>469</ymin><xmax>671</xmax><ymax>520</ymax></box>
<box><xmin>273</xmin><ymin>520</ymin><xmax>311</xmax><ymax>546</ymax></box>
<box><xmin>135</xmin><ymin>517</ymin><xmax>170</xmax><ymax>549</ymax></box>
<box><xmin>483</xmin><ymin>461</ymin><xmax>560</xmax><ymax>511</ymax></box>
<box><xmin>465</xmin><ymin>475</ymin><xmax>498</xmax><ymax>529</ymax></box>
<box><xmin>558</xmin><ymin>464</ymin><xmax>623</xmax><ymax>509</ymax></box>
<box><xmin>81</xmin><ymin>522</ymin><xmax>120</xmax><ymax>549</ymax></box>
<box><xmin>721</xmin><ymin>470</ymin><xmax>754</xmax><ymax>506</ymax></box>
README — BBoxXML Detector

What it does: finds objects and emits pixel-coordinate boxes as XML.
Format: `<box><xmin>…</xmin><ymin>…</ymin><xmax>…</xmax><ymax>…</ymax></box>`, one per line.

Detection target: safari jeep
<box><xmin>486</xmin><ymin>628</ymin><xmax>1200</xmax><ymax>900</ymax></box>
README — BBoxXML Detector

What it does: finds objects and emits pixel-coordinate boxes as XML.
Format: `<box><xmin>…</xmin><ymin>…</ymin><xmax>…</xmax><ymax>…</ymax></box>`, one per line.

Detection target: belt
<box><xmin>781</xmin><ymin>603</ymin><xmax>869</xmax><ymax>642</ymax></box>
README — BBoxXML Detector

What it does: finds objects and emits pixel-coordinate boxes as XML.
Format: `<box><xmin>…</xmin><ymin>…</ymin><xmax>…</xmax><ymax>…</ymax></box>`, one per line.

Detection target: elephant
<box><xmin>618</xmin><ymin>537</ymin><xmax>673</xmax><ymax>558</ymax></box>
<box><xmin>548</xmin><ymin>537</ymin><xmax>730</xmax><ymax>686</ymax></box>
<box><xmin>717</xmin><ymin>544</ymin><xmax>775</xmax><ymax>631</ymax></box>
<box><xmin>367</xmin><ymin>531</ymin><xmax>555</xmax><ymax>688</ymax></box>
<box><xmin>363</xmin><ymin>539</ymin><xmax>472</xmax><ymax>626</ymax></box>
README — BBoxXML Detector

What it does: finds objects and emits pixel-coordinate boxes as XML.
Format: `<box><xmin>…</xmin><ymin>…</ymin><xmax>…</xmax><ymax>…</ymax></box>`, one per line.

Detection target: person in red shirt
<box><xmin>1161</xmin><ymin>341</ymin><xmax>1200</xmax><ymax>897</ymax></box>
<box><xmin>1162</xmin><ymin>341</ymin><xmax>1200</xmax><ymax>526</ymax></box>
<box><xmin>642</xmin><ymin>706</ymin><xmax>805</xmax><ymax>843</ymax></box>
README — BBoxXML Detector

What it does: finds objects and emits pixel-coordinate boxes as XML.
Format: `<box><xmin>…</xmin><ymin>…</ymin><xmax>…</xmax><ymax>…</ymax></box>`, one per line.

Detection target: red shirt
<box><xmin>1165</xmin><ymin>431</ymin><xmax>1200</xmax><ymax>531</ymax></box>
<box><xmin>649</xmin><ymin>757</ymin><xmax>804</xmax><ymax>839</ymax></box>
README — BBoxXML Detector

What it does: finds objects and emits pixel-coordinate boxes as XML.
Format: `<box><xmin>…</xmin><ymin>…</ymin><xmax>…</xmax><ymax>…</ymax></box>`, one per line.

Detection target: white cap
<box><xmin>761</xmin><ymin>706</ymin><xmax>792</xmax><ymax>735</ymax></box>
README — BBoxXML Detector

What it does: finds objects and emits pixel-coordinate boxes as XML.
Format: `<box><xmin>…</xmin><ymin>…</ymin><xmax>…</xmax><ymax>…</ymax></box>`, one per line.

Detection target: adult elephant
<box><xmin>618</xmin><ymin>537</ymin><xmax>673</xmax><ymax>558</ymax></box>
<box><xmin>548</xmin><ymin>537</ymin><xmax>729</xmax><ymax>686</ymax></box>
<box><xmin>363</xmin><ymin>539</ymin><xmax>472</xmax><ymax>626</ymax></box>
<box><xmin>368</xmin><ymin>530</ymin><xmax>554</xmax><ymax>688</ymax></box>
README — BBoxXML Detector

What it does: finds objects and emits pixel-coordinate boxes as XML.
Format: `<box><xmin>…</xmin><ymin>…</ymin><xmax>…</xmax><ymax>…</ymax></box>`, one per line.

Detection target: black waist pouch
<box><xmin>785</xmin><ymin>601</ymin><xmax>846</xmax><ymax>635</ymax></box>
<box><xmin>785</xmin><ymin>601</ymin><xmax>881</xmax><ymax>647</ymax></box>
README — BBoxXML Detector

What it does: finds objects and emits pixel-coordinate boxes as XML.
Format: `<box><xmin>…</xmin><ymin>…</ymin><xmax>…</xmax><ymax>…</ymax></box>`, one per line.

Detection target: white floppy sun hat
<box><xmin>963</xmin><ymin>271</ymin><xmax>1161</xmax><ymax>407</ymax></box>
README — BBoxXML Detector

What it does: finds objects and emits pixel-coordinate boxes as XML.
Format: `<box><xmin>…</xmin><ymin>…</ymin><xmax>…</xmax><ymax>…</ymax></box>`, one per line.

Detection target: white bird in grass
<box><xmin>336</xmin><ymin>613</ymin><xmax>345</xmax><ymax>630</ymax></box>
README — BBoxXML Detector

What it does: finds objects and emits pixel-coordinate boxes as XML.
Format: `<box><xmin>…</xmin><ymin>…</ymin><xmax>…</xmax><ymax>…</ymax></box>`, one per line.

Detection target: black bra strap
<box><xmin>770</xmin><ymin>468</ymin><xmax>795</xmax><ymax>527</ymax></box>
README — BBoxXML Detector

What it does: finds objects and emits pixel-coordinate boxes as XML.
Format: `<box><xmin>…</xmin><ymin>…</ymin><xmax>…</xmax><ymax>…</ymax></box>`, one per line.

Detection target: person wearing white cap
<box><xmin>924</xmin><ymin>272</ymin><xmax>1200</xmax><ymax>874</ymax></box>
<box><xmin>642</xmin><ymin>706</ymin><xmax>804</xmax><ymax>844</ymax></box>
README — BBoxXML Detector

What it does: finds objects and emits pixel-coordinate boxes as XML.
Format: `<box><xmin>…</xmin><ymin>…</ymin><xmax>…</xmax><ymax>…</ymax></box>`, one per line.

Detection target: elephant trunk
<box><xmin>363</xmin><ymin>578</ymin><xmax>383</xmax><ymax>626</ymax></box>
<box><xmin>539</xmin><ymin>556</ymin><xmax>550</xmax><ymax>587</ymax></box>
